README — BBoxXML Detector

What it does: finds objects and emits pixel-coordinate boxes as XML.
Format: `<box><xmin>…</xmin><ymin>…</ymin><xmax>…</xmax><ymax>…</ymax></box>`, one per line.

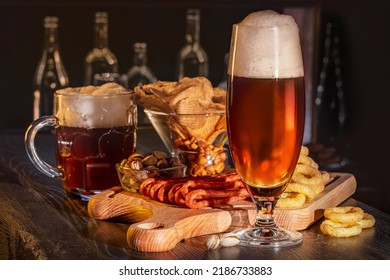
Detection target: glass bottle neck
<box><xmin>185</xmin><ymin>11</ymin><xmax>200</xmax><ymax>45</ymax></box>
<box><xmin>133</xmin><ymin>44</ymin><xmax>147</xmax><ymax>67</ymax></box>
<box><xmin>43</xmin><ymin>25</ymin><xmax>59</xmax><ymax>55</ymax></box>
<box><xmin>94</xmin><ymin>18</ymin><xmax>109</xmax><ymax>49</ymax></box>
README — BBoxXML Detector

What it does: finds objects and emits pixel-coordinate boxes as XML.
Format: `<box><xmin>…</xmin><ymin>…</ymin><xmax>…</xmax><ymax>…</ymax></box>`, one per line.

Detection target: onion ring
<box><xmin>292</xmin><ymin>164</ymin><xmax>323</xmax><ymax>186</ymax></box>
<box><xmin>320</xmin><ymin>219</ymin><xmax>362</xmax><ymax>237</ymax></box>
<box><xmin>284</xmin><ymin>183</ymin><xmax>316</xmax><ymax>201</ymax></box>
<box><xmin>311</xmin><ymin>182</ymin><xmax>325</xmax><ymax>195</ymax></box>
<box><xmin>276</xmin><ymin>192</ymin><xmax>306</xmax><ymax>209</ymax></box>
<box><xmin>324</xmin><ymin>206</ymin><xmax>364</xmax><ymax>225</ymax></box>
<box><xmin>357</xmin><ymin>213</ymin><xmax>376</xmax><ymax>229</ymax></box>
<box><xmin>298</xmin><ymin>153</ymin><xmax>318</xmax><ymax>168</ymax></box>
<box><xmin>321</xmin><ymin>171</ymin><xmax>331</xmax><ymax>185</ymax></box>
<box><xmin>275</xmin><ymin>146</ymin><xmax>330</xmax><ymax>209</ymax></box>
<box><xmin>300</xmin><ymin>146</ymin><xmax>309</xmax><ymax>156</ymax></box>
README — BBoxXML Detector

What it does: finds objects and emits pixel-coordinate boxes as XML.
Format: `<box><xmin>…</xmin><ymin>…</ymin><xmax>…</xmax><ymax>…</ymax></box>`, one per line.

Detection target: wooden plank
<box><xmin>88</xmin><ymin>172</ymin><xmax>356</xmax><ymax>252</ymax></box>
<box><xmin>88</xmin><ymin>188</ymin><xmax>236</xmax><ymax>252</ymax></box>
<box><xmin>274</xmin><ymin>172</ymin><xmax>357</xmax><ymax>230</ymax></box>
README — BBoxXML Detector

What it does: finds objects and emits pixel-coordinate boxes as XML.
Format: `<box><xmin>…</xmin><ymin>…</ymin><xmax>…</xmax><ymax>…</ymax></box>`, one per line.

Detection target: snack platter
<box><xmin>88</xmin><ymin>172</ymin><xmax>356</xmax><ymax>252</ymax></box>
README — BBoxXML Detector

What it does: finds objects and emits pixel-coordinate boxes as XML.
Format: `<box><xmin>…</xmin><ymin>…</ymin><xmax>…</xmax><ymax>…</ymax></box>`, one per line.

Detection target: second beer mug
<box><xmin>25</xmin><ymin>83</ymin><xmax>137</xmax><ymax>200</ymax></box>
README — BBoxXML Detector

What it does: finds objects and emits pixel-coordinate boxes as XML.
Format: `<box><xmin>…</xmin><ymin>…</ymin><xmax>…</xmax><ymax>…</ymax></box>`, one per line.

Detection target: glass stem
<box><xmin>254</xmin><ymin>200</ymin><xmax>277</xmax><ymax>228</ymax></box>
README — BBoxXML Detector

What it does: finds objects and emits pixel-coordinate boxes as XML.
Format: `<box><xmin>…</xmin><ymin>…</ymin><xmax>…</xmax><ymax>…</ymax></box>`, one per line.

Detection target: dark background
<box><xmin>0</xmin><ymin>0</ymin><xmax>389</xmax><ymax>214</ymax></box>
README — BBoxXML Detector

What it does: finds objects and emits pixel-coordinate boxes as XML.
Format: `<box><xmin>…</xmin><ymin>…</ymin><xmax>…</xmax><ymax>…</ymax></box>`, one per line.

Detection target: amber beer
<box><xmin>226</xmin><ymin>10</ymin><xmax>306</xmax><ymax>201</ymax></box>
<box><xmin>225</xmin><ymin>10</ymin><xmax>305</xmax><ymax>247</ymax></box>
<box><xmin>227</xmin><ymin>75</ymin><xmax>305</xmax><ymax>197</ymax></box>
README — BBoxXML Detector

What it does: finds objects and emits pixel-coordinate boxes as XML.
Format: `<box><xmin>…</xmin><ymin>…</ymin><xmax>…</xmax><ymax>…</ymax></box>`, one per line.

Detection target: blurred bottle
<box><xmin>33</xmin><ymin>16</ymin><xmax>69</xmax><ymax>120</ymax></box>
<box><xmin>127</xmin><ymin>42</ymin><xmax>157</xmax><ymax>90</ymax></box>
<box><xmin>93</xmin><ymin>72</ymin><xmax>128</xmax><ymax>88</ymax></box>
<box><xmin>84</xmin><ymin>11</ymin><xmax>118</xmax><ymax>85</ymax></box>
<box><xmin>127</xmin><ymin>42</ymin><xmax>157</xmax><ymax>126</ymax></box>
<box><xmin>312</xmin><ymin>22</ymin><xmax>349</xmax><ymax>170</ymax></box>
<box><xmin>315</xmin><ymin>22</ymin><xmax>347</xmax><ymax>146</ymax></box>
<box><xmin>217</xmin><ymin>52</ymin><xmax>229</xmax><ymax>89</ymax></box>
<box><xmin>176</xmin><ymin>8</ymin><xmax>208</xmax><ymax>80</ymax></box>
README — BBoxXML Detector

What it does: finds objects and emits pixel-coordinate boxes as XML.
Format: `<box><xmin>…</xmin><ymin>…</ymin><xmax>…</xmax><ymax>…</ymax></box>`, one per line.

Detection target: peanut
<box><xmin>178</xmin><ymin>138</ymin><xmax>227</xmax><ymax>177</ymax></box>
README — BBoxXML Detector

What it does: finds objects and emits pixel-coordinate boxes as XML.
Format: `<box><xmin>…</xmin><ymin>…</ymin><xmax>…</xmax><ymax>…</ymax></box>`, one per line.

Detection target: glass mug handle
<box><xmin>24</xmin><ymin>116</ymin><xmax>63</xmax><ymax>179</ymax></box>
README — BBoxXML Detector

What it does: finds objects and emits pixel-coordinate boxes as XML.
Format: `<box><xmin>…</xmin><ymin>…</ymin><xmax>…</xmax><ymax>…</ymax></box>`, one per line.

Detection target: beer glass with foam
<box><xmin>227</xmin><ymin>10</ymin><xmax>305</xmax><ymax>247</ymax></box>
<box><xmin>25</xmin><ymin>83</ymin><xmax>137</xmax><ymax>200</ymax></box>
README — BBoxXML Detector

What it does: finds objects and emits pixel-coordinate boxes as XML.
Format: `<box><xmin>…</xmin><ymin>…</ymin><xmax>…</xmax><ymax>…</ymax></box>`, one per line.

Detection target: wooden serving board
<box><xmin>88</xmin><ymin>172</ymin><xmax>356</xmax><ymax>252</ymax></box>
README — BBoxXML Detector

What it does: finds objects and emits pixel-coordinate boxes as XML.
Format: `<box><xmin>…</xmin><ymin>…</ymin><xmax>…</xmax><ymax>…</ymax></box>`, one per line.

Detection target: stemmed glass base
<box><xmin>235</xmin><ymin>227</ymin><xmax>302</xmax><ymax>248</ymax></box>
<box><xmin>235</xmin><ymin>199</ymin><xmax>303</xmax><ymax>247</ymax></box>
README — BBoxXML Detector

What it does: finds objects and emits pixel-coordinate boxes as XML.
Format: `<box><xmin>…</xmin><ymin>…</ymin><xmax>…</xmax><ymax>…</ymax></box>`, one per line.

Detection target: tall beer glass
<box><xmin>227</xmin><ymin>10</ymin><xmax>305</xmax><ymax>247</ymax></box>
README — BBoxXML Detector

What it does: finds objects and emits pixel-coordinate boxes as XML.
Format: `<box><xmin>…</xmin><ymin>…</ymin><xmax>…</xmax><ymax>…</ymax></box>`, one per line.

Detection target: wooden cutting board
<box><xmin>88</xmin><ymin>172</ymin><xmax>356</xmax><ymax>252</ymax></box>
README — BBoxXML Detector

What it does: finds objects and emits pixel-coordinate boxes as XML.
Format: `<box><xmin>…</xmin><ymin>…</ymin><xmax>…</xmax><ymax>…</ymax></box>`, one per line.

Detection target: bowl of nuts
<box><xmin>116</xmin><ymin>150</ymin><xmax>186</xmax><ymax>192</ymax></box>
<box><xmin>177</xmin><ymin>140</ymin><xmax>230</xmax><ymax>177</ymax></box>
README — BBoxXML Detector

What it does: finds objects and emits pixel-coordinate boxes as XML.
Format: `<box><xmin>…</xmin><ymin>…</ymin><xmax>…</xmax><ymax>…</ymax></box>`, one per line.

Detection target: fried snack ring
<box><xmin>298</xmin><ymin>153</ymin><xmax>318</xmax><ymax>169</ymax></box>
<box><xmin>324</xmin><ymin>206</ymin><xmax>364</xmax><ymax>225</ymax></box>
<box><xmin>357</xmin><ymin>213</ymin><xmax>376</xmax><ymax>229</ymax></box>
<box><xmin>292</xmin><ymin>164</ymin><xmax>323</xmax><ymax>186</ymax></box>
<box><xmin>320</xmin><ymin>219</ymin><xmax>362</xmax><ymax>237</ymax></box>
<box><xmin>321</xmin><ymin>171</ymin><xmax>331</xmax><ymax>185</ymax></box>
<box><xmin>300</xmin><ymin>146</ymin><xmax>309</xmax><ymax>156</ymax></box>
<box><xmin>284</xmin><ymin>182</ymin><xmax>316</xmax><ymax>201</ymax></box>
<box><xmin>276</xmin><ymin>192</ymin><xmax>306</xmax><ymax>209</ymax></box>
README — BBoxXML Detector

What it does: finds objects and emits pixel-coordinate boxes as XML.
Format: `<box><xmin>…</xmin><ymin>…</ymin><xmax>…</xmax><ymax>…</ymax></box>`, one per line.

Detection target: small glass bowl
<box><xmin>177</xmin><ymin>147</ymin><xmax>229</xmax><ymax>177</ymax></box>
<box><xmin>116</xmin><ymin>163</ymin><xmax>186</xmax><ymax>193</ymax></box>
<box><xmin>144</xmin><ymin>109</ymin><xmax>227</xmax><ymax>155</ymax></box>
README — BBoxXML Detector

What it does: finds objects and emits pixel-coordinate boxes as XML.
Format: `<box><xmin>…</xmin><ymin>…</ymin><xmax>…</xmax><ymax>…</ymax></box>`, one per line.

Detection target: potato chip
<box><xmin>134</xmin><ymin>77</ymin><xmax>227</xmax><ymax>145</ymax></box>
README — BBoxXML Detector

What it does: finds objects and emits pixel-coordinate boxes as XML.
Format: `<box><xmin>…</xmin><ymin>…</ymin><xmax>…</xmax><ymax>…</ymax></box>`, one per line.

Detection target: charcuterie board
<box><xmin>88</xmin><ymin>172</ymin><xmax>356</xmax><ymax>252</ymax></box>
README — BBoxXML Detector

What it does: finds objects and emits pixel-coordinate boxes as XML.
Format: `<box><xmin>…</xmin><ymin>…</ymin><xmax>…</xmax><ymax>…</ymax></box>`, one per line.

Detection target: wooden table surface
<box><xmin>1</xmin><ymin>128</ymin><xmax>389</xmax><ymax>260</ymax></box>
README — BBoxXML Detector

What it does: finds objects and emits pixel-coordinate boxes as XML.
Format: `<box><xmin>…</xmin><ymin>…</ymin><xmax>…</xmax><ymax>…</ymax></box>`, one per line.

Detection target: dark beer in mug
<box><xmin>25</xmin><ymin>83</ymin><xmax>137</xmax><ymax>200</ymax></box>
<box><xmin>55</xmin><ymin>125</ymin><xmax>135</xmax><ymax>194</ymax></box>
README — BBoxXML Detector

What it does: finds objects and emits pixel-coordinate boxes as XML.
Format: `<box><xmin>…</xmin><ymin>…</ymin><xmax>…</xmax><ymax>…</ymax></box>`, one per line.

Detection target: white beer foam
<box><xmin>55</xmin><ymin>83</ymin><xmax>134</xmax><ymax>128</ymax></box>
<box><xmin>228</xmin><ymin>10</ymin><xmax>304</xmax><ymax>79</ymax></box>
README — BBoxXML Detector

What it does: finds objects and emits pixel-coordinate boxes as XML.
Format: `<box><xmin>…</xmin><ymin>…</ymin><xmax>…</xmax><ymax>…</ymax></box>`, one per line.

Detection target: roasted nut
<box><xmin>128</xmin><ymin>152</ymin><xmax>145</xmax><ymax>162</ymax></box>
<box><xmin>156</xmin><ymin>159</ymin><xmax>168</xmax><ymax>169</ymax></box>
<box><xmin>178</xmin><ymin>142</ymin><xmax>227</xmax><ymax>177</ymax></box>
<box><xmin>153</xmin><ymin>150</ymin><xmax>167</xmax><ymax>160</ymax></box>
<box><xmin>197</xmin><ymin>156</ymin><xmax>207</xmax><ymax>166</ymax></box>
<box><xmin>144</xmin><ymin>165</ymin><xmax>158</xmax><ymax>171</ymax></box>
<box><xmin>205</xmin><ymin>232</ymin><xmax>240</xmax><ymax>250</ymax></box>
<box><xmin>130</xmin><ymin>160</ymin><xmax>143</xmax><ymax>170</ymax></box>
<box><xmin>220</xmin><ymin>232</ymin><xmax>240</xmax><ymax>247</ymax></box>
<box><xmin>214</xmin><ymin>161</ymin><xmax>225</xmax><ymax>174</ymax></box>
<box><xmin>206</xmin><ymin>234</ymin><xmax>221</xmax><ymax>250</ymax></box>
<box><xmin>119</xmin><ymin>150</ymin><xmax>185</xmax><ymax>192</ymax></box>
<box><xmin>122</xmin><ymin>150</ymin><xmax>182</xmax><ymax>171</ymax></box>
<box><xmin>205</xmin><ymin>165</ymin><xmax>216</xmax><ymax>175</ymax></box>
<box><xmin>141</xmin><ymin>155</ymin><xmax>158</xmax><ymax>166</ymax></box>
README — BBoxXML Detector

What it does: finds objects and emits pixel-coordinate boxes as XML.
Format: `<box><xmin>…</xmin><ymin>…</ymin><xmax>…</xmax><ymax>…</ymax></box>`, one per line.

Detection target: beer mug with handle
<box><xmin>25</xmin><ymin>83</ymin><xmax>137</xmax><ymax>201</ymax></box>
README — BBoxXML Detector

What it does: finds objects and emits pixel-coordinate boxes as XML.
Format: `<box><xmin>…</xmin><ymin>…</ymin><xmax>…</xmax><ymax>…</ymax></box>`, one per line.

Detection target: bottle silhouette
<box><xmin>127</xmin><ymin>42</ymin><xmax>157</xmax><ymax>90</ymax></box>
<box><xmin>218</xmin><ymin>53</ymin><xmax>229</xmax><ymax>90</ymax></box>
<box><xmin>127</xmin><ymin>42</ymin><xmax>157</xmax><ymax>126</ymax></box>
<box><xmin>176</xmin><ymin>8</ymin><xmax>208</xmax><ymax>80</ymax></box>
<box><xmin>84</xmin><ymin>12</ymin><xmax>118</xmax><ymax>85</ymax></box>
<box><xmin>315</xmin><ymin>22</ymin><xmax>347</xmax><ymax>147</ymax></box>
<box><xmin>33</xmin><ymin>16</ymin><xmax>69</xmax><ymax>120</ymax></box>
